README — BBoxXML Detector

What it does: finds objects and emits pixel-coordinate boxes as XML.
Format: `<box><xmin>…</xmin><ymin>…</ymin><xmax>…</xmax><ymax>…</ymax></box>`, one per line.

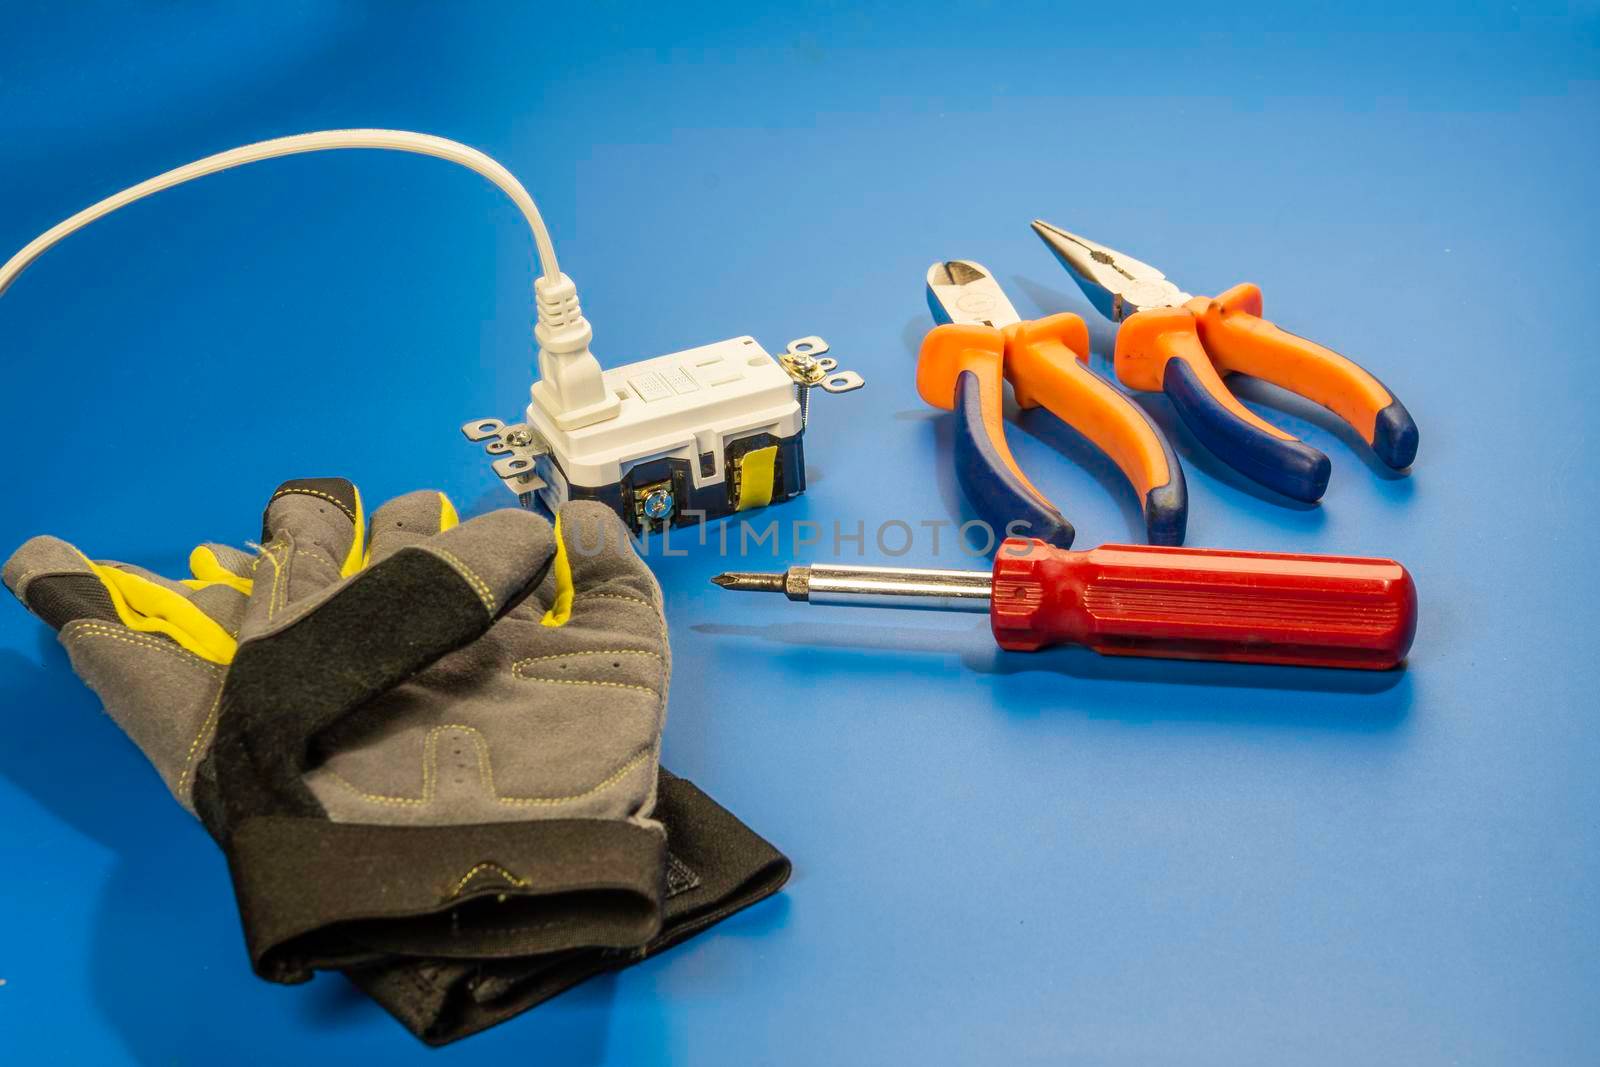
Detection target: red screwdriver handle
<box><xmin>988</xmin><ymin>538</ymin><xmax>1417</xmax><ymax>669</ymax></box>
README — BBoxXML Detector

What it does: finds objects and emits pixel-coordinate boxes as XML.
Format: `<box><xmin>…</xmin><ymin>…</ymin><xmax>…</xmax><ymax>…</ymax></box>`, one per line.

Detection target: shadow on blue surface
<box><xmin>691</xmin><ymin>620</ymin><xmax>1411</xmax><ymax>723</ymax></box>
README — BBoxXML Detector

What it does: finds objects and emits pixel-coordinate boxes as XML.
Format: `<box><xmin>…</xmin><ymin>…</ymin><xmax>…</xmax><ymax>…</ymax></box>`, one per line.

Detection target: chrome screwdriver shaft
<box><xmin>712</xmin><ymin>563</ymin><xmax>992</xmax><ymax>612</ymax></box>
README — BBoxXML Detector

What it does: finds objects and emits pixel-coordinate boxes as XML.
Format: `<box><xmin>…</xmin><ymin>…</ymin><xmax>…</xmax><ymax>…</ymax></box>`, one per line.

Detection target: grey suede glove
<box><xmin>4</xmin><ymin>478</ymin><xmax>674</xmax><ymax>984</ymax></box>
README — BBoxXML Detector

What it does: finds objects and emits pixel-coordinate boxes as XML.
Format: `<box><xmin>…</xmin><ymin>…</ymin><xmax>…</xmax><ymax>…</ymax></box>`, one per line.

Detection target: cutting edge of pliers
<box><xmin>1033</xmin><ymin>220</ymin><xmax>1418</xmax><ymax>502</ymax></box>
<box><xmin>926</xmin><ymin>259</ymin><xmax>1023</xmax><ymax>329</ymax></box>
<box><xmin>1030</xmin><ymin>220</ymin><xmax>1191</xmax><ymax>321</ymax></box>
<box><xmin>917</xmin><ymin>259</ymin><xmax>1187</xmax><ymax>548</ymax></box>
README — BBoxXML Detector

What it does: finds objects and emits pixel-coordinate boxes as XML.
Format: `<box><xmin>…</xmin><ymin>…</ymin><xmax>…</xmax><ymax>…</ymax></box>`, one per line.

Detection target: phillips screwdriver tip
<box><xmin>710</xmin><ymin>571</ymin><xmax>787</xmax><ymax>593</ymax></box>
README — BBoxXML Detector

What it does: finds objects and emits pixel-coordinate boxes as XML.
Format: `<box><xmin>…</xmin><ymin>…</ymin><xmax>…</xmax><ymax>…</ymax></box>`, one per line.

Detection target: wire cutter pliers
<box><xmin>1033</xmin><ymin>221</ymin><xmax>1418</xmax><ymax>503</ymax></box>
<box><xmin>917</xmin><ymin>260</ymin><xmax>1187</xmax><ymax>548</ymax></box>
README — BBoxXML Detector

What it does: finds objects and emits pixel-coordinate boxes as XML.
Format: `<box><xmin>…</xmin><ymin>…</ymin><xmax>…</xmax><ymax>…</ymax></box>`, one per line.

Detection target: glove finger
<box><xmin>188</xmin><ymin>543</ymin><xmax>256</xmax><ymax>588</ymax></box>
<box><xmin>3</xmin><ymin>536</ymin><xmax>237</xmax><ymax>663</ymax></box>
<box><xmin>180</xmin><ymin>544</ymin><xmax>256</xmax><ymax>637</ymax></box>
<box><xmin>4</xmin><ymin>537</ymin><xmax>232</xmax><ymax>809</ymax></box>
<box><xmin>365</xmin><ymin>490</ymin><xmax>460</xmax><ymax>567</ymax></box>
<box><xmin>503</xmin><ymin>502</ymin><xmax>667</xmax><ymax>820</ymax></box>
<box><xmin>249</xmin><ymin>478</ymin><xmax>364</xmax><ymax>623</ymax></box>
<box><xmin>221</xmin><ymin>507</ymin><xmax>558</xmax><ymax>775</ymax></box>
<box><xmin>4</xmin><ymin>535</ymin><xmax>121</xmax><ymax>631</ymax></box>
<box><xmin>540</xmin><ymin>501</ymin><xmax>663</xmax><ymax>633</ymax></box>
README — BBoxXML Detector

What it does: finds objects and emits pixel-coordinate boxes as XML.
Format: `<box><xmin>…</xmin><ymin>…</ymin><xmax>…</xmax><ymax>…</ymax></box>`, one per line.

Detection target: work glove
<box><xmin>351</xmin><ymin>766</ymin><xmax>791</xmax><ymax>1044</ymax></box>
<box><xmin>4</xmin><ymin>478</ymin><xmax>788</xmax><ymax>1033</ymax></box>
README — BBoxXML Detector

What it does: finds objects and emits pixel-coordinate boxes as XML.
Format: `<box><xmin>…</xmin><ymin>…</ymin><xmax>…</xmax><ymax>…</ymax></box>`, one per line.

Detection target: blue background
<box><xmin>2</xmin><ymin>3</ymin><xmax>1596</xmax><ymax>1063</ymax></box>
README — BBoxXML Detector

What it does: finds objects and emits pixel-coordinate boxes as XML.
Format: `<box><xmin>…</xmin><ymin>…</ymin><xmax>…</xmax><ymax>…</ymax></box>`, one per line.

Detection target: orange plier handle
<box><xmin>917</xmin><ymin>313</ymin><xmax>1187</xmax><ymax>548</ymax></box>
<box><xmin>1115</xmin><ymin>284</ymin><xmax>1418</xmax><ymax>503</ymax></box>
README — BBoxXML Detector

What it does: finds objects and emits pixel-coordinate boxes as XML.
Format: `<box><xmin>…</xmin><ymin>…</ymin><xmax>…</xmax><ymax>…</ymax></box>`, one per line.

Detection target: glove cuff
<box><xmin>226</xmin><ymin>815</ymin><xmax>668</xmax><ymax>983</ymax></box>
<box><xmin>348</xmin><ymin>771</ymin><xmax>792</xmax><ymax>1045</ymax></box>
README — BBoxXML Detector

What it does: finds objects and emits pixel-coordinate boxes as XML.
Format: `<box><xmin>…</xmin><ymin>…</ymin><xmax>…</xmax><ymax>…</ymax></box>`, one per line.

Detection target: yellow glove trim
<box><xmin>77</xmin><ymin>553</ymin><xmax>238</xmax><ymax>664</ymax></box>
<box><xmin>438</xmin><ymin>492</ymin><xmax>459</xmax><ymax>532</ymax></box>
<box><xmin>183</xmin><ymin>546</ymin><xmax>255</xmax><ymax>595</ymax></box>
<box><xmin>339</xmin><ymin>485</ymin><xmax>366</xmax><ymax>577</ymax></box>
<box><xmin>540</xmin><ymin>513</ymin><xmax>575</xmax><ymax>628</ymax></box>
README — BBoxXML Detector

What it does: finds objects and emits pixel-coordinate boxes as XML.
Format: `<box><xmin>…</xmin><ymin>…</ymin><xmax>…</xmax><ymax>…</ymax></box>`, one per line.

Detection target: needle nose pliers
<box><xmin>1033</xmin><ymin>221</ymin><xmax>1418</xmax><ymax>503</ymax></box>
<box><xmin>917</xmin><ymin>260</ymin><xmax>1187</xmax><ymax>548</ymax></box>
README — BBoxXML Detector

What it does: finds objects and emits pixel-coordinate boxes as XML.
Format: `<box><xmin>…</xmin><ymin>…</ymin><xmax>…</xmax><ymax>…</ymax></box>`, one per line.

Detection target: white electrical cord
<box><xmin>1</xmin><ymin>127</ymin><xmax>617</xmax><ymax>425</ymax></box>
<box><xmin>0</xmin><ymin>129</ymin><xmax>561</xmax><ymax>299</ymax></box>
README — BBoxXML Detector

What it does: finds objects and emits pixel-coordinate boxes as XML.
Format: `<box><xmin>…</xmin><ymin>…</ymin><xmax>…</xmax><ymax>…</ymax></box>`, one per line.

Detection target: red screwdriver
<box><xmin>712</xmin><ymin>538</ymin><xmax>1417</xmax><ymax>669</ymax></box>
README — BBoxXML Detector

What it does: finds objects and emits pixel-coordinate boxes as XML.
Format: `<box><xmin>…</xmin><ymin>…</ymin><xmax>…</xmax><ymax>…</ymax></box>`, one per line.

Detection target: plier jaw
<box><xmin>1030</xmin><ymin>220</ymin><xmax>1190</xmax><ymax>322</ymax></box>
<box><xmin>925</xmin><ymin>261</ymin><xmax>1023</xmax><ymax>328</ymax></box>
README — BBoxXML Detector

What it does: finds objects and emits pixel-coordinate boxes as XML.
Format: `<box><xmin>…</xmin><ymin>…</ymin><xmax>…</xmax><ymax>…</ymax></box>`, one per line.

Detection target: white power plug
<box><xmin>530</xmin><ymin>272</ymin><xmax>619</xmax><ymax>430</ymax></box>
